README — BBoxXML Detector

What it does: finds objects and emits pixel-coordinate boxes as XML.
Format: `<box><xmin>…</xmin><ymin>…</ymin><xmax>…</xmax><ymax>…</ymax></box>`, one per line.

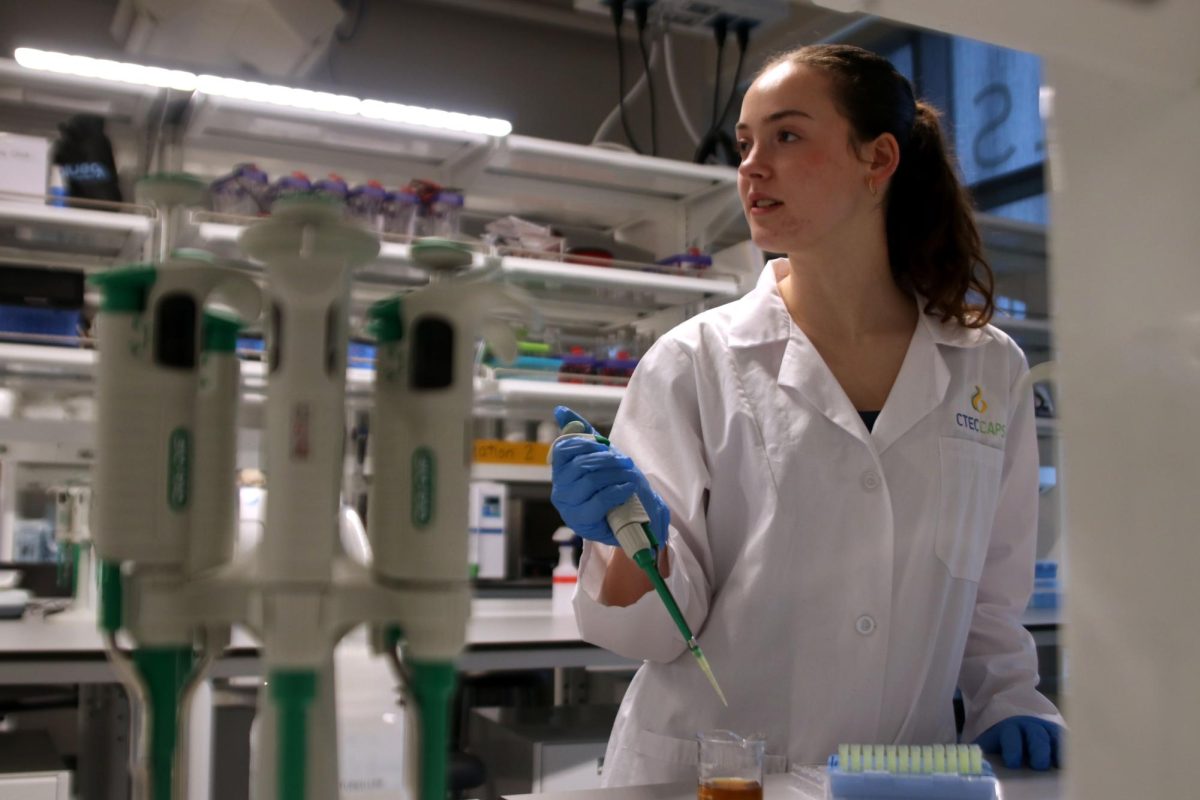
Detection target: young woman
<box><xmin>551</xmin><ymin>44</ymin><xmax>1063</xmax><ymax>786</ymax></box>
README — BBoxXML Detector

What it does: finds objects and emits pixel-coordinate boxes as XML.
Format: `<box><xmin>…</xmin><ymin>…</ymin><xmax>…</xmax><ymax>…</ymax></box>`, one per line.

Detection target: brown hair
<box><xmin>759</xmin><ymin>44</ymin><xmax>995</xmax><ymax>328</ymax></box>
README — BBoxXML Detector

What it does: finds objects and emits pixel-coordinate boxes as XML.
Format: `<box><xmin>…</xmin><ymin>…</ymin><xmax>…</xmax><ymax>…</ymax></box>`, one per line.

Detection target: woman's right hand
<box><xmin>549</xmin><ymin>406</ymin><xmax>671</xmax><ymax>550</ymax></box>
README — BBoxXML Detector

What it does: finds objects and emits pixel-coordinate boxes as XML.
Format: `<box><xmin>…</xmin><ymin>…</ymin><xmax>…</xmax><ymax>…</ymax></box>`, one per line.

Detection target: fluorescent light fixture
<box><xmin>14</xmin><ymin>47</ymin><xmax>512</xmax><ymax>137</ymax></box>
<box><xmin>15</xmin><ymin>46</ymin><xmax>197</xmax><ymax>91</ymax></box>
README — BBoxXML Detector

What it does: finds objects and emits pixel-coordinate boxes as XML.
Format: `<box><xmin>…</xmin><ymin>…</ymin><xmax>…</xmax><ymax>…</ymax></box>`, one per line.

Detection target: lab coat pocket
<box><xmin>935</xmin><ymin>437</ymin><xmax>1005</xmax><ymax>582</ymax></box>
<box><xmin>610</xmin><ymin>727</ymin><xmax>698</xmax><ymax>785</ymax></box>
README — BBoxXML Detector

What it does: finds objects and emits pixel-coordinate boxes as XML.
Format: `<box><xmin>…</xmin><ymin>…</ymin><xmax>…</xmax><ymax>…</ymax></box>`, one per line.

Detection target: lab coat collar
<box><xmin>916</xmin><ymin>301</ymin><xmax>995</xmax><ymax>349</ymax></box>
<box><xmin>732</xmin><ymin>260</ymin><xmax>994</xmax><ymax>351</ymax></box>
<box><xmin>730</xmin><ymin>261</ymin><xmax>986</xmax><ymax>451</ymax></box>
<box><xmin>726</xmin><ymin>260</ymin><xmax>794</xmax><ymax>350</ymax></box>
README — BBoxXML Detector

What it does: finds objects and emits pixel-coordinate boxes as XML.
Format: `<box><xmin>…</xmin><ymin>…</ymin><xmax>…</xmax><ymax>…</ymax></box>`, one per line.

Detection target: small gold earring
<box><xmin>869</xmin><ymin>180</ymin><xmax>879</xmax><ymax>198</ymax></box>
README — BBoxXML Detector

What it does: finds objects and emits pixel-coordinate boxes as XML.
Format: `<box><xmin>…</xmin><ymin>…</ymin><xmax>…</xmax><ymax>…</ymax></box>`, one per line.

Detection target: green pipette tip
<box><xmin>634</xmin><ymin>548</ymin><xmax>728</xmax><ymax>707</ymax></box>
<box><xmin>690</xmin><ymin>642</ymin><xmax>729</xmax><ymax>707</ymax></box>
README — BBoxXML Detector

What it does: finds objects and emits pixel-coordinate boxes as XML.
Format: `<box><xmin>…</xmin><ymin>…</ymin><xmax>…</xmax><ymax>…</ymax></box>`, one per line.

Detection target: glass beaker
<box><xmin>697</xmin><ymin>730</ymin><xmax>765</xmax><ymax>800</ymax></box>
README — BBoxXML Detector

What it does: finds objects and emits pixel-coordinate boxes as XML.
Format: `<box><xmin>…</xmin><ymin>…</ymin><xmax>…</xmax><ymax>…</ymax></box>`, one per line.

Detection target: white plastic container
<box><xmin>551</xmin><ymin>526</ymin><xmax>578</xmax><ymax>616</ymax></box>
<box><xmin>0</xmin><ymin>132</ymin><xmax>50</xmax><ymax>197</ymax></box>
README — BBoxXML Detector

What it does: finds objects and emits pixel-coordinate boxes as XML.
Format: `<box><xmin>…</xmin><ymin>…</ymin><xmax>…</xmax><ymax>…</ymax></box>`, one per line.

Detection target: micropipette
<box><xmin>558</xmin><ymin>422</ymin><xmax>728</xmax><ymax>706</ymax></box>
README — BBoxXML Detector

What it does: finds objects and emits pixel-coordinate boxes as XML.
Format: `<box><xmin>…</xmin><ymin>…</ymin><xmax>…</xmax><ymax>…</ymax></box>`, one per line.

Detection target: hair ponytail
<box><xmin>758</xmin><ymin>45</ymin><xmax>995</xmax><ymax>328</ymax></box>
<box><xmin>889</xmin><ymin>102</ymin><xmax>994</xmax><ymax>327</ymax></box>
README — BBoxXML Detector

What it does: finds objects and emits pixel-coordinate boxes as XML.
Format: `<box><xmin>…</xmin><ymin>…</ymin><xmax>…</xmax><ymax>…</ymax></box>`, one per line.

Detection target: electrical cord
<box><xmin>633</xmin><ymin>2</ymin><xmax>657</xmax><ymax>156</ymax></box>
<box><xmin>664</xmin><ymin>26</ymin><xmax>703</xmax><ymax>145</ymax></box>
<box><xmin>708</xmin><ymin>16</ymin><xmax>728</xmax><ymax>134</ymax></box>
<box><xmin>591</xmin><ymin>35</ymin><xmax>662</xmax><ymax>148</ymax></box>
<box><xmin>336</xmin><ymin>0</ymin><xmax>366</xmax><ymax>42</ymax></box>
<box><xmin>609</xmin><ymin>0</ymin><xmax>644</xmax><ymax>154</ymax></box>
<box><xmin>716</xmin><ymin>22</ymin><xmax>750</xmax><ymax>135</ymax></box>
<box><xmin>694</xmin><ymin>20</ymin><xmax>752</xmax><ymax>166</ymax></box>
<box><xmin>326</xmin><ymin>0</ymin><xmax>367</xmax><ymax>82</ymax></box>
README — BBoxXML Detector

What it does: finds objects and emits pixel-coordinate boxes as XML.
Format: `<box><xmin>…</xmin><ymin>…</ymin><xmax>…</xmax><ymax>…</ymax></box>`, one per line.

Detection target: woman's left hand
<box><xmin>974</xmin><ymin>715</ymin><xmax>1063</xmax><ymax>770</ymax></box>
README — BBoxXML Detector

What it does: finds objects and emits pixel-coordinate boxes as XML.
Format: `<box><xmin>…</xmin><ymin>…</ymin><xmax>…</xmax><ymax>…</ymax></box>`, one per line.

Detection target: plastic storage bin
<box><xmin>1028</xmin><ymin>560</ymin><xmax>1061</xmax><ymax>610</ymax></box>
<box><xmin>657</xmin><ymin>248</ymin><xmax>713</xmax><ymax>270</ymax></box>
<box><xmin>559</xmin><ymin>348</ymin><xmax>596</xmax><ymax>383</ymax></box>
<box><xmin>0</xmin><ymin>305</ymin><xmax>81</xmax><ymax>345</ymax></box>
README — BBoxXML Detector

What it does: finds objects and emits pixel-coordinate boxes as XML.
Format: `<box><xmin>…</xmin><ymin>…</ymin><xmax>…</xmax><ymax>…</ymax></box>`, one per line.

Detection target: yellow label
<box><xmin>473</xmin><ymin>439</ymin><xmax>551</xmax><ymax>465</ymax></box>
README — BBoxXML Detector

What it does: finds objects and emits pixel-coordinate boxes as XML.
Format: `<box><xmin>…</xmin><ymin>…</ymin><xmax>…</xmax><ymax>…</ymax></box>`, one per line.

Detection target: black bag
<box><xmin>51</xmin><ymin>114</ymin><xmax>122</xmax><ymax>203</ymax></box>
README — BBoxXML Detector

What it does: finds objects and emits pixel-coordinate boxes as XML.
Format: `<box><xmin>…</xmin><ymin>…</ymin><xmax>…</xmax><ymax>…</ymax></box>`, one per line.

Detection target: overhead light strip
<box><xmin>14</xmin><ymin>47</ymin><xmax>512</xmax><ymax>137</ymax></box>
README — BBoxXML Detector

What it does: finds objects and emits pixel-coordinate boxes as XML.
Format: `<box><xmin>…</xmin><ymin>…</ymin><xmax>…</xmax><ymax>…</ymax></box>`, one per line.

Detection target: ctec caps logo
<box><xmin>971</xmin><ymin>385</ymin><xmax>988</xmax><ymax>414</ymax></box>
<box><xmin>957</xmin><ymin>386</ymin><xmax>1006</xmax><ymax>440</ymax></box>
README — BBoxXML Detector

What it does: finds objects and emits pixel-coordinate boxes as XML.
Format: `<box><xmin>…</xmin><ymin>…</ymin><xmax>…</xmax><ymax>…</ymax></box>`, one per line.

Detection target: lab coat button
<box><xmin>860</xmin><ymin>470</ymin><xmax>881</xmax><ymax>491</ymax></box>
<box><xmin>855</xmin><ymin>615</ymin><xmax>877</xmax><ymax>635</ymax></box>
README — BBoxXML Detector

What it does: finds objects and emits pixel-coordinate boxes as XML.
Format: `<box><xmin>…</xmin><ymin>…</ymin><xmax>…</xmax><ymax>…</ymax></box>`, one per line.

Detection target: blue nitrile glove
<box><xmin>550</xmin><ymin>405</ymin><xmax>671</xmax><ymax>552</ymax></box>
<box><xmin>974</xmin><ymin>716</ymin><xmax>1063</xmax><ymax>770</ymax></box>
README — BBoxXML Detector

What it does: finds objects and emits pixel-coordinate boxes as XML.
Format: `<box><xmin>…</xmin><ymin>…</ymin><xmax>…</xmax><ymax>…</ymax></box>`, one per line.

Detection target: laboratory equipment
<box><xmin>559</xmin><ymin>347</ymin><xmax>596</xmax><ymax>383</ymax></box>
<box><xmin>366</xmin><ymin>235</ymin><xmax>535</xmax><ymax>800</ymax></box>
<box><xmin>382</xmin><ymin>188</ymin><xmax>419</xmax><ymax>237</ymax></box>
<box><xmin>90</xmin><ymin>191</ymin><xmax>506</xmax><ymax>800</ymax></box>
<box><xmin>827</xmin><ymin>743</ymin><xmax>997</xmax><ymax>799</ymax></box>
<box><xmin>268</xmin><ymin>171</ymin><xmax>312</xmax><ymax>209</ymax></box>
<box><xmin>0</xmin><ymin>730</ymin><xmax>71</xmax><ymax>798</ymax></box>
<box><xmin>51</xmin><ymin>483</ymin><xmax>94</xmax><ymax>610</ymax></box>
<box><xmin>469</xmin><ymin>481</ymin><xmax>508</xmax><ymax>580</ymax></box>
<box><xmin>0</xmin><ymin>588</ymin><xmax>30</xmax><ymax>619</ymax></box>
<box><xmin>468</xmin><ymin>704</ymin><xmax>619</xmax><ymax>799</ymax></box>
<box><xmin>657</xmin><ymin>248</ymin><xmax>713</xmax><ymax>271</ymax></box>
<box><xmin>313</xmin><ymin>173</ymin><xmax>350</xmax><ymax>203</ymax></box>
<box><xmin>135</xmin><ymin>172</ymin><xmax>209</xmax><ymax>262</ymax></box>
<box><xmin>697</xmin><ymin>731</ymin><xmax>763</xmax><ymax>800</ymax></box>
<box><xmin>347</xmin><ymin>180</ymin><xmax>387</xmax><ymax>230</ymax></box>
<box><xmin>90</xmin><ymin>243</ymin><xmax>262</xmax><ymax>800</ymax></box>
<box><xmin>553</xmin><ymin>421</ymin><xmax>728</xmax><ymax>706</ymax></box>
<box><xmin>210</xmin><ymin>163</ymin><xmax>270</xmax><ymax>216</ymax></box>
<box><xmin>428</xmin><ymin>188</ymin><xmax>464</xmax><ymax>238</ymax></box>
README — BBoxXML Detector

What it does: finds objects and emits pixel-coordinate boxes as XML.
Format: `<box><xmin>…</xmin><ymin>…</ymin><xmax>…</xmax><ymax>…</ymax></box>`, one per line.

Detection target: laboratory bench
<box><xmin>504</xmin><ymin>766</ymin><xmax>1064</xmax><ymax>800</ymax></box>
<box><xmin>0</xmin><ymin>598</ymin><xmax>635</xmax><ymax>685</ymax></box>
<box><xmin>0</xmin><ymin>598</ymin><xmax>1061</xmax><ymax>685</ymax></box>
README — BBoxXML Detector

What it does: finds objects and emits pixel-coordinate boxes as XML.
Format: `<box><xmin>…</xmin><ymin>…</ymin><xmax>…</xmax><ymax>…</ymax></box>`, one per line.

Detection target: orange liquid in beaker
<box><xmin>698</xmin><ymin>778</ymin><xmax>763</xmax><ymax>800</ymax></box>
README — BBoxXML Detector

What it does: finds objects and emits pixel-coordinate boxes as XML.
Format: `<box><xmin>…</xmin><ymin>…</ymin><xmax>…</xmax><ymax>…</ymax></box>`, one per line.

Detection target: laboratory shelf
<box><xmin>181</xmin><ymin>91</ymin><xmax>739</xmax><ymax>236</ymax></box>
<box><xmin>475</xmin><ymin>377</ymin><xmax>625</xmax><ymax>417</ymax></box>
<box><xmin>991</xmin><ymin>314</ymin><xmax>1052</xmax><ymax>352</ymax></box>
<box><xmin>0</xmin><ymin>198</ymin><xmax>152</xmax><ymax>268</ymax></box>
<box><xmin>0</xmin><ymin>342</ymin><xmax>94</xmax><ymax>371</ymax></box>
<box><xmin>0</xmin><ymin>418</ymin><xmax>95</xmax><ymax>464</ymax></box>
<box><xmin>977</xmin><ymin>213</ymin><xmax>1047</xmax><ymax>275</ymax></box>
<box><xmin>499</xmin><ymin>254</ymin><xmax>739</xmax><ymax>299</ymax></box>
<box><xmin>0</xmin><ymin>60</ymin><xmax>162</xmax><ymax>131</ymax></box>
<box><xmin>0</xmin><ymin>343</ymin><xmax>632</xmax><ymax>442</ymax></box>
<box><xmin>471</xmin><ymin>463</ymin><xmax>552</xmax><ymax>483</ymax></box>
<box><xmin>196</xmin><ymin>218</ymin><xmax>742</xmax><ymax>322</ymax></box>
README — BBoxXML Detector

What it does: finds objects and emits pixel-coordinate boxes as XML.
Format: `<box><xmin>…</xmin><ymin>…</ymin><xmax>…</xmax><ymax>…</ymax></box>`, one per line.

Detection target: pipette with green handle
<box><xmin>558</xmin><ymin>422</ymin><xmax>728</xmax><ymax>706</ymax></box>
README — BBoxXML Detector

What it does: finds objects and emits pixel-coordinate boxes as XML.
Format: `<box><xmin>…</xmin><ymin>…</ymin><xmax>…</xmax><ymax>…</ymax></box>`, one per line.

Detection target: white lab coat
<box><xmin>574</xmin><ymin>259</ymin><xmax>1063</xmax><ymax>786</ymax></box>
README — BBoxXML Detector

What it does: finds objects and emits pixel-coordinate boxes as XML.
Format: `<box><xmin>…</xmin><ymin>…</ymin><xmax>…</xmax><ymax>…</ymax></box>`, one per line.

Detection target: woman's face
<box><xmin>736</xmin><ymin>61</ymin><xmax>874</xmax><ymax>255</ymax></box>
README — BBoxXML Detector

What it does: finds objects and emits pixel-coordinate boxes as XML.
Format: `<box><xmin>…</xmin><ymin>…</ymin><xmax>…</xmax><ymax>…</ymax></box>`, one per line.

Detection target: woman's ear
<box><xmin>863</xmin><ymin>132</ymin><xmax>901</xmax><ymax>190</ymax></box>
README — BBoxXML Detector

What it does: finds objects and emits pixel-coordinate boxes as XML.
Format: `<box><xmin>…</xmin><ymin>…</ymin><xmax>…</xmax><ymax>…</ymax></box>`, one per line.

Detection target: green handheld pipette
<box><xmin>559</xmin><ymin>422</ymin><xmax>728</xmax><ymax>706</ymax></box>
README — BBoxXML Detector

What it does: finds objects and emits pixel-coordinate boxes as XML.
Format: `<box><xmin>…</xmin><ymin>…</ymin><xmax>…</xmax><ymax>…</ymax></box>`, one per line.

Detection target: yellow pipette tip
<box><xmin>692</xmin><ymin>647</ymin><xmax>728</xmax><ymax>707</ymax></box>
